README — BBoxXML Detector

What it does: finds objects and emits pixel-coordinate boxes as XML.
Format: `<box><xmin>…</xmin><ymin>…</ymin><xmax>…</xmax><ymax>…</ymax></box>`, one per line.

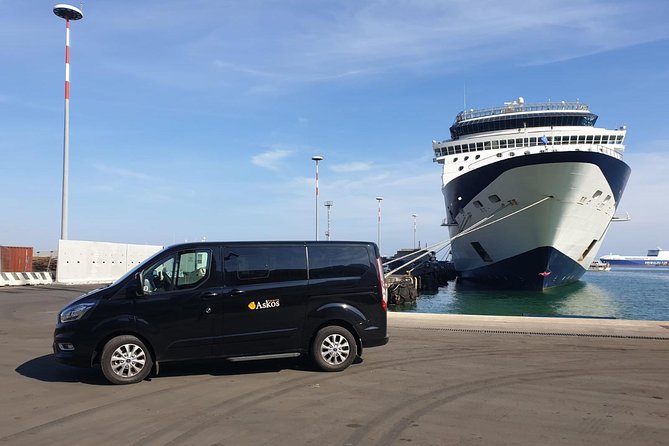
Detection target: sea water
<box><xmin>391</xmin><ymin>266</ymin><xmax>669</xmax><ymax>321</ymax></box>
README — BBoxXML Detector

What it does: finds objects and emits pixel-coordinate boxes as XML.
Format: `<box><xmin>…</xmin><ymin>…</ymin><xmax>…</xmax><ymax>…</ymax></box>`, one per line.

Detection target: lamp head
<box><xmin>53</xmin><ymin>4</ymin><xmax>83</xmax><ymax>20</ymax></box>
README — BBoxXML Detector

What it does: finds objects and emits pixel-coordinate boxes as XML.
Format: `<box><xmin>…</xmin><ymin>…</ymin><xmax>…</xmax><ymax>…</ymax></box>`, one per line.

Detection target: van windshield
<box><xmin>111</xmin><ymin>249</ymin><xmax>166</xmax><ymax>286</ymax></box>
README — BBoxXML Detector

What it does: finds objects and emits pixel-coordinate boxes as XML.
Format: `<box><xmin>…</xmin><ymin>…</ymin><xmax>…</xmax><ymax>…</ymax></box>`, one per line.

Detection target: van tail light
<box><xmin>376</xmin><ymin>256</ymin><xmax>388</xmax><ymax>311</ymax></box>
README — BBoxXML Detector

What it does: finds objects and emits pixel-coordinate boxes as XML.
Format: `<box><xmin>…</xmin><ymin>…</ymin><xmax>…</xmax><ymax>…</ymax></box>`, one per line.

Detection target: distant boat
<box><xmin>588</xmin><ymin>260</ymin><xmax>611</xmax><ymax>271</ymax></box>
<box><xmin>600</xmin><ymin>248</ymin><xmax>669</xmax><ymax>266</ymax></box>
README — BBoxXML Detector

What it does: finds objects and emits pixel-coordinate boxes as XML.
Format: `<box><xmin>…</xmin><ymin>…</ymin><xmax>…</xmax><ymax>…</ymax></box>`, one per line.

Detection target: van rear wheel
<box><xmin>311</xmin><ymin>326</ymin><xmax>357</xmax><ymax>372</ymax></box>
<box><xmin>100</xmin><ymin>335</ymin><xmax>153</xmax><ymax>385</ymax></box>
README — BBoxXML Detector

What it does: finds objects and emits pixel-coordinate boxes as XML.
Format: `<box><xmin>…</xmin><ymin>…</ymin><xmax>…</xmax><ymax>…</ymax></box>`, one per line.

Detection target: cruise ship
<box><xmin>433</xmin><ymin>98</ymin><xmax>631</xmax><ymax>289</ymax></box>
<box><xmin>600</xmin><ymin>248</ymin><xmax>669</xmax><ymax>266</ymax></box>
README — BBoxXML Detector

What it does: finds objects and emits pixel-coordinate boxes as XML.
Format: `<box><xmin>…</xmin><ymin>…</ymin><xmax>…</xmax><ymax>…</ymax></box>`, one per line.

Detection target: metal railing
<box><xmin>456</xmin><ymin>101</ymin><xmax>589</xmax><ymax>122</ymax></box>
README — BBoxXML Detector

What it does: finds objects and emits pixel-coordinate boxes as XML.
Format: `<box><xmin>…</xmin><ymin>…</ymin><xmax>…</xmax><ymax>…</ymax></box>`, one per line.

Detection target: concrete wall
<box><xmin>56</xmin><ymin>240</ymin><xmax>163</xmax><ymax>284</ymax></box>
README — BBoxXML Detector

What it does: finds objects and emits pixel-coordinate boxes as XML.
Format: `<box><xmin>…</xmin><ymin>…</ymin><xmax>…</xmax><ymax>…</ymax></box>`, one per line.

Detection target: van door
<box><xmin>215</xmin><ymin>245</ymin><xmax>308</xmax><ymax>356</ymax></box>
<box><xmin>132</xmin><ymin>247</ymin><xmax>218</xmax><ymax>361</ymax></box>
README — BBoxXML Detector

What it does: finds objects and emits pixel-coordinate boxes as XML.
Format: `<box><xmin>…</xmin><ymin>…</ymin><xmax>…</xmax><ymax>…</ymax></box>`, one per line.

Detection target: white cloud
<box><xmin>251</xmin><ymin>149</ymin><xmax>294</xmax><ymax>171</ymax></box>
<box><xmin>81</xmin><ymin>1</ymin><xmax>669</xmax><ymax>93</ymax></box>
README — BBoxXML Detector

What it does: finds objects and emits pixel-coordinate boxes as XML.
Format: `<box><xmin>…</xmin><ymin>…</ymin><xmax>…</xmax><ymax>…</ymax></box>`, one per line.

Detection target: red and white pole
<box><xmin>312</xmin><ymin>156</ymin><xmax>324</xmax><ymax>240</ymax></box>
<box><xmin>61</xmin><ymin>18</ymin><xmax>71</xmax><ymax>240</ymax></box>
<box><xmin>53</xmin><ymin>4</ymin><xmax>83</xmax><ymax>241</ymax></box>
<box><xmin>376</xmin><ymin>197</ymin><xmax>383</xmax><ymax>252</ymax></box>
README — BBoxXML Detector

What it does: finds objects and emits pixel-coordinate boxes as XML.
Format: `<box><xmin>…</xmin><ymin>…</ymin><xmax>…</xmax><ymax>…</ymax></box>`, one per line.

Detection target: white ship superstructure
<box><xmin>433</xmin><ymin>98</ymin><xmax>631</xmax><ymax>289</ymax></box>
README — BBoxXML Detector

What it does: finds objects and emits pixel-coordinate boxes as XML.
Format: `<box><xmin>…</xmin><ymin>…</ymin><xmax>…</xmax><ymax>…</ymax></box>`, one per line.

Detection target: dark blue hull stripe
<box><xmin>443</xmin><ymin>151</ymin><xmax>631</xmax><ymax>221</ymax></box>
<box><xmin>458</xmin><ymin>247</ymin><xmax>586</xmax><ymax>290</ymax></box>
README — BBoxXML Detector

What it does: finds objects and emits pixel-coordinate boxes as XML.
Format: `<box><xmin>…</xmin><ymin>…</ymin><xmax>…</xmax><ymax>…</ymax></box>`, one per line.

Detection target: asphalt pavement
<box><xmin>0</xmin><ymin>285</ymin><xmax>667</xmax><ymax>445</ymax></box>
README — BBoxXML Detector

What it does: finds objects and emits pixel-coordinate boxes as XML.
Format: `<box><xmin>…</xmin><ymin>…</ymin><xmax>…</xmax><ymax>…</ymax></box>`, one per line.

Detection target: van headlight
<box><xmin>59</xmin><ymin>302</ymin><xmax>96</xmax><ymax>323</ymax></box>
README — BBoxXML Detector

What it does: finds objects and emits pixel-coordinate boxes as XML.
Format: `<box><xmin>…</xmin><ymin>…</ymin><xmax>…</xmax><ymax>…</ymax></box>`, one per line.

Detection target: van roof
<box><xmin>165</xmin><ymin>240</ymin><xmax>378</xmax><ymax>249</ymax></box>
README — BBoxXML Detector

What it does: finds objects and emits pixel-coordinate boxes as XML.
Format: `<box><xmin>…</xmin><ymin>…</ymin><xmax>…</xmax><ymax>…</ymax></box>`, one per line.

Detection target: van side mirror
<box><xmin>132</xmin><ymin>272</ymin><xmax>145</xmax><ymax>297</ymax></box>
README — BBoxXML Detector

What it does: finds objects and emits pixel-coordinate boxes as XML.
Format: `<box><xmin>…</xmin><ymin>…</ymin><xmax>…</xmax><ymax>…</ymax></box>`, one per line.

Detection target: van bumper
<box><xmin>363</xmin><ymin>334</ymin><xmax>389</xmax><ymax>348</ymax></box>
<box><xmin>53</xmin><ymin>328</ymin><xmax>96</xmax><ymax>368</ymax></box>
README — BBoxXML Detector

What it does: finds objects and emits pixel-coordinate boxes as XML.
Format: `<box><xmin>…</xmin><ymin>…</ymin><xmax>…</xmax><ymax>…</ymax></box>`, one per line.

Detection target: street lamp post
<box><xmin>53</xmin><ymin>3</ymin><xmax>84</xmax><ymax>241</ymax></box>
<box><xmin>412</xmin><ymin>214</ymin><xmax>417</xmax><ymax>249</ymax></box>
<box><xmin>312</xmin><ymin>156</ymin><xmax>324</xmax><ymax>240</ymax></box>
<box><xmin>376</xmin><ymin>197</ymin><xmax>383</xmax><ymax>252</ymax></box>
<box><xmin>324</xmin><ymin>201</ymin><xmax>333</xmax><ymax>241</ymax></box>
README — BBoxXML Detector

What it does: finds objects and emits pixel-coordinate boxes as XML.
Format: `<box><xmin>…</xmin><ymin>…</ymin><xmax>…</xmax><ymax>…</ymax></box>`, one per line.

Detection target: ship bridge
<box><xmin>450</xmin><ymin>101</ymin><xmax>598</xmax><ymax>140</ymax></box>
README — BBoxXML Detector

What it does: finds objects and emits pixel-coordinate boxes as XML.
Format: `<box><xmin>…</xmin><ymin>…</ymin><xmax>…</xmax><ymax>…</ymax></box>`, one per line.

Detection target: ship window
<box><xmin>476</xmin><ymin>142</ymin><xmax>483</xmax><ymax>151</ymax></box>
<box><xmin>586</xmin><ymin>136</ymin><xmax>593</xmax><ymax>143</ymax></box>
<box><xmin>458</xmin><ymin>166</ymin><xmax>464</xmax><ymax>171</ymax></box>
<box><xmin>604</xmin><ymin>195</ymin><xmax>611</xmax><ymax>201</ymax></box>
<box><xmin>464</xmin><ymin>156</ymin><xmax>469</xmax><ymax>161</ymax></box>
<box><xmin>616</xmin><ymin>135</ymin><xmax>623</xmax><ymax>143</ymax></box>
<box><xmin>471</xmin><ymin>242</ymin><xmax>493</xmax><ymax>263</ymax></box>
<box><xmin>515</xmin><ymin>138</ymin><xmax>523</xmax><ymax>147</ymax></box>
<box><xmin>488</xmin><ymin>194</ymin><xmax>501</xmax><ymax>203</ymax></box>
<box><xmin>524</xmin><ymin>138</ymin><xmax>529</xmax><ymax>147</ymax></box>
<box><xmin>503</xmin><ymin>140</ymin><xmax>511</xmax><ymax>148</ymax></box>
<box><xmin>453</xmin><ymin>157</ymin><xmax>458</xmax><ymax>162</ymax></box>
<box><xmin>601</xmin><ymin>135</ymin><xmax>609</xmax><ymax>144</ymax></box>
<box><xmin>475</xmin><ymin>155</ymin><xmax>481</xmax><ymax>159</ymax></box>
<box><xmin>530</xmin><ymin>137</ymin><xmax>537</xmax><ymax>145</ymax></box>
<box><xmin>447</xmin><ymin>147</ymin><xmax>454</xmax><ymax>155</ymax></box>
<box><xmin>509</xmin><ymin>152</ymin><xmax>515</xmax><ymax>157</ymax></box>
<box><xmin>592</xmin><ymin>190</ymin><xmax>602</xmax><ymax>198</ymax></box>
<box><xmin>455</xmin><ymin>146</ymin><xmax>462</xmax><ymax>154</ymax></box>
<box><xmin>593</xmin><ymin>135</ymin><xmax>601</xmax><ymax>144</ymax></box>
<box><xmin>578</xmin><ymin>135</ymin><xmax>585</xmax><ymax>143</ymax></box>
<box><xmin>473</xmin><ymin>200</ymin><xmax>483</xmax><ymax>208</ymax></box>
<box><xmin>492</xmin><ymin>140</ymin><xmax>499</xmax><ymax>149</ymax></box>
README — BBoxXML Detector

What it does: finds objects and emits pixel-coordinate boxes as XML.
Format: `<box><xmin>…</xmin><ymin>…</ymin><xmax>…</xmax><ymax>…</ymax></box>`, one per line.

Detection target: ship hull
<box><xmin>444</xmin><ymin>151</ymin><xmax>631</xmax><ymax>290</ymax></box>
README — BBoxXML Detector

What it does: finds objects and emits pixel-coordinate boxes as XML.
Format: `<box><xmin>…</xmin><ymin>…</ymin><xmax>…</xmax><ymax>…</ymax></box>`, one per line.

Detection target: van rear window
<box><xmin>224</xmin><ymin>246</ymin><xmax>307</xmax><ymax>285</ymax></box>
<box><xmin>308</xmin><ymin>246</ymin><xmax>371</xmax><ymax>279</ymax></box>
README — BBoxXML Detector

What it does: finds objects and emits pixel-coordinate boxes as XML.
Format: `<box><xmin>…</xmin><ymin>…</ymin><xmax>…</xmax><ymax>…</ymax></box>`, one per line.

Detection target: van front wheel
<box><xmin>100</xmin><ymin>335</ymin><xmax>153</xmax><ymax>385</ymax></box>
<box><xmin>311</xmin><ymin>326</ymin><xmax>357</xmax><ymax>372</ymax></box>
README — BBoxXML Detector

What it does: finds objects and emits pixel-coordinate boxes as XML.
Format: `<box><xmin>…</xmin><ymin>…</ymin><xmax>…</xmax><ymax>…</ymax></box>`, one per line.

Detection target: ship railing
<box><xmin>593</xmin><ymin>144</ymin><xmax>624</xmax><ymax>160</ymax></box>
<box><xmin>455</xmin><ymin>102</ymin><xmax>589</xmax><ymax>122</ymax></box>
<box><xmin>462</xmin><ymin>144</ymin><xmax>623</xmax><ymax>171</ymax></box>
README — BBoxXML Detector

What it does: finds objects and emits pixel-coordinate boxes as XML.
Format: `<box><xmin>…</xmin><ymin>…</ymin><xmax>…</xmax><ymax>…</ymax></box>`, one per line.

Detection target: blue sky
<box><xmin>2</xmin><ymin>0</ymin><xmax>669</xmax><ymax>257</ymax></box>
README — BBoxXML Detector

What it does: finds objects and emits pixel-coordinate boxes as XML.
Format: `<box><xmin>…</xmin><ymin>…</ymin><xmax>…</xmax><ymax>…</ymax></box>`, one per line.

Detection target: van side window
<box><xmin>308</xmin><ymin>246</ymin><xmax>371</xmax><ymax>279</ymax></box>
<box><xmin>142</xmin><ymin>256</ymin><xmax>176</xmax><ymax>294</ymax></box>
<box><xmin>224</xmin><ymin>246</ymin><xmax>307</xmax><ymax>286</ymax></box>
<box><xmin>175</xmin><ymin>251</ymin><xmax>210</xmax><ymax>289</ymax></box>
<box><xmin>141</xmin><ymin>250</ymin><xmax>210</xmax><ymax>294</ymax></box>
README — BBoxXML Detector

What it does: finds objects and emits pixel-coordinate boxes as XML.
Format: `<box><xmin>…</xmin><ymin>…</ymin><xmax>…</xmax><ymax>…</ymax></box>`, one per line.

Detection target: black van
<box><xmin>53</xmin><ymin>241</ymin><xmax>388</xmax><ymax>384</ymax></box>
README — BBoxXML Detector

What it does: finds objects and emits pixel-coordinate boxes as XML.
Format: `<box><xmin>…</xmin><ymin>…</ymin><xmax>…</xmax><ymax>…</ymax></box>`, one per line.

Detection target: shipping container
<box><xmin>0</xmin><ymin>246</ymin><xmax>33</xmax><ymax>272</ymax></box>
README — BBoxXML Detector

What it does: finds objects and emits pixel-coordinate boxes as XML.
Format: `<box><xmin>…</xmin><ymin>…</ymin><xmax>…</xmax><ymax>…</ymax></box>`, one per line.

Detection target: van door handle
<box><xmin>200</xmin><ymin>291</ymin><xmax>220</xmax><ymax>298</ymax></box>
<box><xmin>227</xmin><ymin>289</ymin><xmax>244</xmax><ymax>296</ymax></box>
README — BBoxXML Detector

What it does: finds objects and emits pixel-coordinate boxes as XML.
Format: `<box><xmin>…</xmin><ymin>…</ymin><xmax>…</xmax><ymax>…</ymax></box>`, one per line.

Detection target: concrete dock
<box><xmin>0</xmin><ymin>285</ymin><xmax>667</xmax><ymax>445</ymax></box>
